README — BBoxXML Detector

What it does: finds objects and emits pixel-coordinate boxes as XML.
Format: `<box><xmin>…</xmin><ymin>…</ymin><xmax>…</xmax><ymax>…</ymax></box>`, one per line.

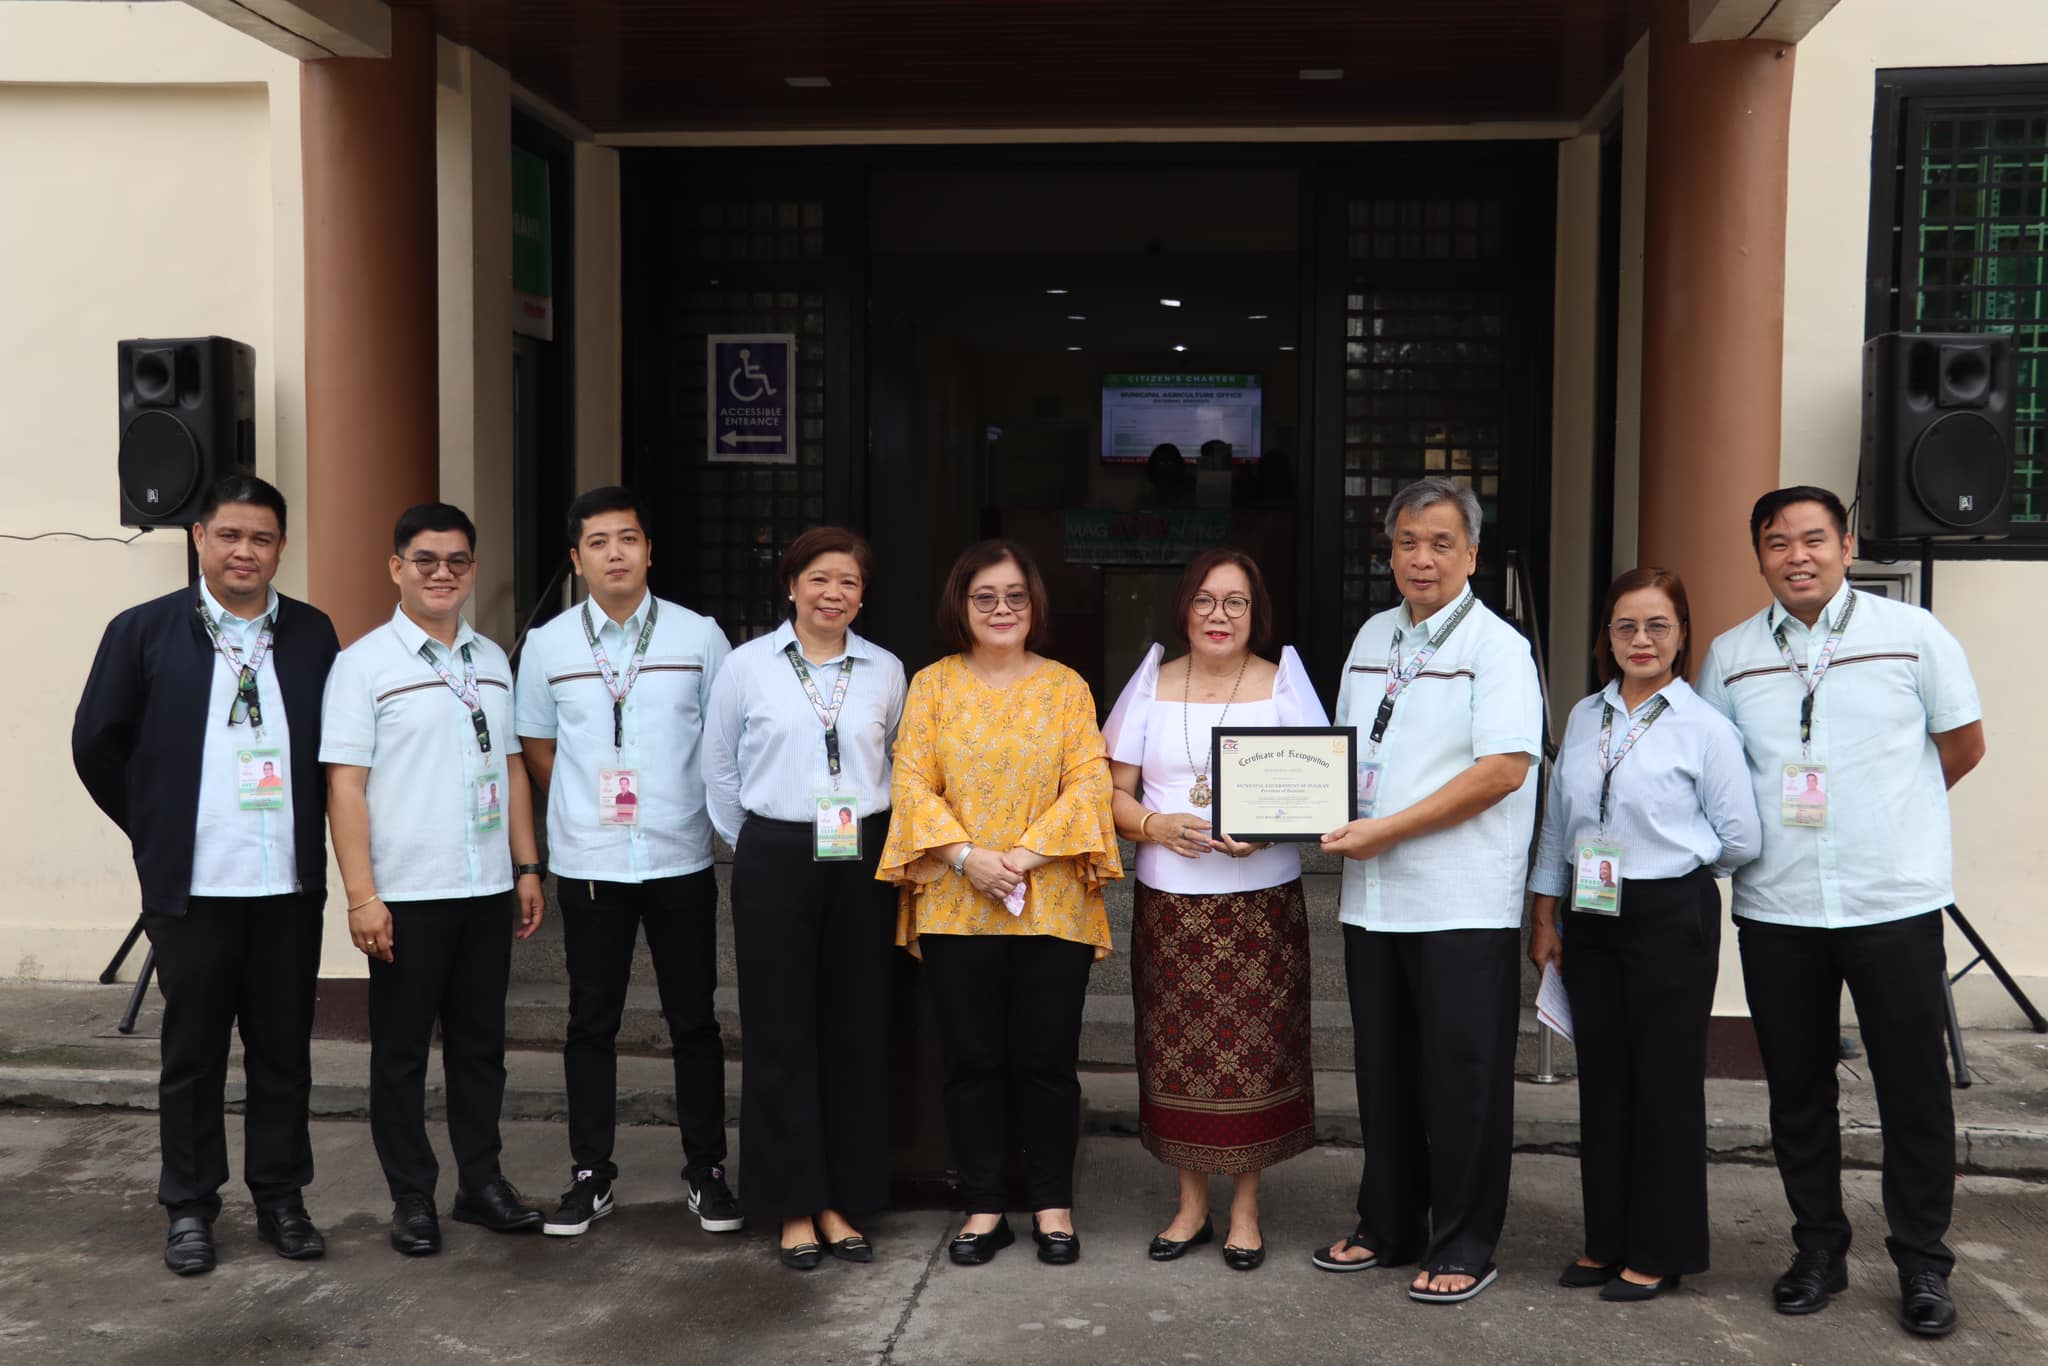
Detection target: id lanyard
<box><xmin>1771</xmin><ymin>590</ymin><xmax>1856</xmax><ymax>760</ymax></box>
<box><xmin>784</xmin><ymin>643</ymin><xmax>854</xmax><ymax>778</ymax></box>
<box><xmin>196</xmin><ymin>600</ymin><xmax>273</xmax><ymax>732</ymax></box>
<box><xmin>1595</xmin><ymin>695</ymin><xmax>1670</xmax><ymax>837</ymax></box>
<box><xmin>418</xmin><ymin>639</ymin><xmax>492</xmax><ymax>754</ymax></box>
<box><xmin>582</xmin><ymin>598</ymin><xmax>658</xmax><ymax>753</ymax></box>
<box><xmin>1368</xmin><ymin>592</ymin><xmax>1477</xmax><ymax>750</ymax></box>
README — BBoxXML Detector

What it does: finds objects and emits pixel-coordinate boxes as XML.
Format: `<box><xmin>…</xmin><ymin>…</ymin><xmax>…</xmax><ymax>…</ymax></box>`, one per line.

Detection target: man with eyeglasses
<box><xmin>74</xmin><ymin>476</ymin><xmax>341</xmax><ymax>1276</ymax></box>
<box><xmin>321</xmin><ymin>502</ymin><xmax>549</xmax><ymax>1255</ymax></box>
<box><xmin>1697</xmin><ymin>486</ymin><xmax>1985</xmax><ymax>1339</ymax></box>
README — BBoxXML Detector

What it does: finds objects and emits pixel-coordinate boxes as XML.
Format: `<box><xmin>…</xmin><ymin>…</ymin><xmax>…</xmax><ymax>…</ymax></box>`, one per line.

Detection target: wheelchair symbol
<box><xmin>727</xmin><ymin>348</ymin><xmax>778</xmax><ymax>402</ymax></box>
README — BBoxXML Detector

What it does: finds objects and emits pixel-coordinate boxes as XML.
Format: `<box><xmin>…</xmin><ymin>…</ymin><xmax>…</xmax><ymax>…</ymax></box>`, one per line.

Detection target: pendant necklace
<box><xmin>1183</xmin><ymin>652</ymin><xmax>1249</xmax><ymax>807</ymax></box>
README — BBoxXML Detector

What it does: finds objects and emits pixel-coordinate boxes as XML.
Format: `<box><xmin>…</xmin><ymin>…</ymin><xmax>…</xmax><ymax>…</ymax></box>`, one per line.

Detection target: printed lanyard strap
<box><xmin>1772</xmin><ymin>590</ymin><xmax>1856</xmax><ymax>756</ymax></box>
<box><xmin>582</xmin><ymin>598</ymin><xmax>659</xmax><ymax>750</ymax></box>
<box><xmin>418</xmin><ymin>639</ymin><xmax>492</xmax><ymax>754</ymax></box>
<box><xmin>1596</xmin><ymin>695</ymin><xmax>1670</xmax><ymax>831</ymax></box>
<box><xmin>784</xmin><ymin>643</ymin><xmax>854</xmax><ymax>778</ymax></box>
<box><xmin>1370</xmin><ymin>593</ymin><xmax>1477</xmax><ymax>746</ymax></box>
<box><xmin>196</xmin><ymin>600</ymin><xmax>273</xmax><ymax>730</ymax></box>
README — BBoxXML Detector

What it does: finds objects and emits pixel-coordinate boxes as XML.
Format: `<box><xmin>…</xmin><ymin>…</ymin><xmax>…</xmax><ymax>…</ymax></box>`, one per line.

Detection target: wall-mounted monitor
<box><xmin>1100</xmin><ymin>373</ymin><xmax>1262</xmax><ymax>464</ymax></box>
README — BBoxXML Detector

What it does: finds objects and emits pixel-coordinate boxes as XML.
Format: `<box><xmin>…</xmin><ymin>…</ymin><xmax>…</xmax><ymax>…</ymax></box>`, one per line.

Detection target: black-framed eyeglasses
<box><xmin>408</xmin><ymin>554</ymin><xmax>476</xmax><ymax>577</ymax></box>
<box><xmin>1608</xmin><ymin>619</ymin><xmax>1676</xmax><ymax>642</ymax></box>
<box><xmin>1191</xmin><ymin>593</ymin><xmax>1251</xmax><ymax>619</ymax></box>
<box><xmin>969</xmin><ymin>589</ymin><xmax>1031</xmax><ymax>614</ymax></box>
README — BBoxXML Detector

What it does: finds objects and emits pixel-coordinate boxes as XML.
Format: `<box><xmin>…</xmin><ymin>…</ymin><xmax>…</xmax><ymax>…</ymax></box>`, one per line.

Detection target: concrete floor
<box><xmin>4</xmin><ymin>1114</ymin><xmax>2047</xmax><ymax>1364</ymax></box>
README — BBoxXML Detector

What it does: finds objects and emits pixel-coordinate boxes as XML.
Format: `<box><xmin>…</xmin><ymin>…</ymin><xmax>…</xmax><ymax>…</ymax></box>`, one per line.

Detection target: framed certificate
<box><xmin>1210</xmin><ymin>726</ymin><xmax>1359</xmax><ymax>842</ymax></box>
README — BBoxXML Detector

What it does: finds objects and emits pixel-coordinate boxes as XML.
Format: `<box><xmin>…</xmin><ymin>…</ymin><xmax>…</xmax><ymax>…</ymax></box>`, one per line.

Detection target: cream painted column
<box><xmin>574</xmin><ymin>141</ymin><xmax>623</xmax><ymax>492</ymax></box>
<box><xmin>1548</xmin><ymin>133</ymin><xmax>1602</xmax><ymax>730</ymax></box>
<box><xmin>436</xmin><ymin>40</ymin><xmax>517</xmax><ymax>643</ymax></box>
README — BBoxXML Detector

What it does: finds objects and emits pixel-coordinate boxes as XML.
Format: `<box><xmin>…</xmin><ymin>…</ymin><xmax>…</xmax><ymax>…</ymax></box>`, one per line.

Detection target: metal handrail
<box><xmin>1503</xmin><ymin>547</ymin><xmax>1565</xmax><ymax>1084</ymax></box>
<box><xmin>509</xmin><ymin>554</ymin><xmax>575</xmax><ymax>671</ymax></box>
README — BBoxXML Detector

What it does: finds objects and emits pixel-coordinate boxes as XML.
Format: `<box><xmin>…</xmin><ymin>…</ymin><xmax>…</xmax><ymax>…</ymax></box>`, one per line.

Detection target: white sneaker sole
<box><xmin>688</xmin><ymin>1192</ymin><xmax>746</xmax><ymax>1233</ymax></box>
<box><xmin>543</xmin><ymin>1199</ymin><xmax>613</xmax><ymax>1237</ymax></box>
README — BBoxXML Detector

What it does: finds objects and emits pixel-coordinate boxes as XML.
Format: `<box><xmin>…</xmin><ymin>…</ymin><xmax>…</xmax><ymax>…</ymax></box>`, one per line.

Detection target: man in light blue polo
<box><xmin>515</xmin><ymin>485</ymin><xmax>740</xmax><ymax>1238</ymax></box>
<box><xmin>1313</xmin><ymin>476</ymin><xmax>1544</xmax><ymax>1305</ymax></box>
<box><xmin>1698</xmin><ymin>485</ymin><xmax>1985</xmax><ymax>1340</ymax></box>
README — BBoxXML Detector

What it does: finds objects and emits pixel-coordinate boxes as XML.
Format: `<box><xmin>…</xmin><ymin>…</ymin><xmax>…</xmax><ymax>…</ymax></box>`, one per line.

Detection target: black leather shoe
<box><xmin>389</xmin><ymin>1194</ymin><xmax>441</xmax><ymax>1256</ymax></box>
<box><xmin>1560</xmin><ymin>1260</ymin><xmax>1619</xmax><ymax>1288</ymax></box>
<box><xmin>1900</xmin><ymin>1269</ymin><xmax>1958</xmax><ymax>1337</ymax></box>
<box><xmin>1148</xmin><ymin>1218</ymin><xmax>1214</xmax><ymax>1261</ymax></box>
<box><xmin>780</xmin><ymin>1241</ymin><xmax>823</xmax><ymax>1270</ymax></box>
<box><xmin>452</xmin><ymin>1178</ymin><xmax>544</xmax><ymax>1232</ymax></box>
<box><xmin>1773</xmin><ymin>1248</ymin><xmax>1848</xmax><ymax>1315</ymax></box>
<box><xmin>1601</xmin><ymin>1272</ymin><xmax>1679</xmax><ymax>1302</ymax></box>
<box><xmin>256</xmin><ymin>1200</ymin><xmax>327</xmax><ymax>1261</ymax></box>
<box><xmin>1032</xmin><ymin>1218</ymin><xmax>1080</xmax><ymax>1266</ymax></box>
<box><xmin>164</xmin><ymin>1216</ymin><xmax>215</xmax><ymax>1276</ymax></box>
<box><xmin>1222</xmin><ymin>1243</ymin><xmax>1266</xmax><ymax>1272</ymax></box>
<box><xmin>948</xmin><ymin>1219</ymin><xmax>1015</xmax><ymax>1266</ymax></box>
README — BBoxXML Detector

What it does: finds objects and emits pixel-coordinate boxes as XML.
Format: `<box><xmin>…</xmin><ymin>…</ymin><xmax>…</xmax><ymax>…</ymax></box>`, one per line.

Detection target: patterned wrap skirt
<box><xmin>1131</xmin><ymin>878</ymin><xmax>1316</xmax><ymax>1175</ymax></box>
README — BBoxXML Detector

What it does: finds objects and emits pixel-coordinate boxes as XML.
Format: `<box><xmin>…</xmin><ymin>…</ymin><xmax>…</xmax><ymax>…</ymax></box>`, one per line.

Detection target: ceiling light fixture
<box><xmin>1172</xmin><ymin>344</ymin><xmax>1187</xmax><ymax>353</ymax></box>
<box><xmin>784</xmin><ymin>76</ymin><xmax>832</xmax><ymax>88</ymax></box>
<box><xmin>1279</xmin><ymin>345</ymin><xmax>1296</xmax><ymax>351</ymax></box>
<box><xmin>1160</xmin><ymin>298</ymin><xmax>1182</xmax><ymax>308</ymax></box>
<box><xmin>1067</xmin><ymin>346</ymin><xmax>1082</xmax><ymax>352</ymax></box>
<box><xmin>1299</xmin><ymin>68</ymin><xmax>1343</xmax><ymax>81</ymax></box>
<box><xmin>1066</xmin><ymin>315</ymin><xmax>1086</xmax><ymax>321</ymax></box>
<box><xmin>1247</xmin><ymin>314</ymin><xmax>1269</xmax><ymax>321</ymax></box>
<box><xmin>1046</xmin><ymin>288</ymin><xmax>1068</xmax><ymax>295</ymax></box>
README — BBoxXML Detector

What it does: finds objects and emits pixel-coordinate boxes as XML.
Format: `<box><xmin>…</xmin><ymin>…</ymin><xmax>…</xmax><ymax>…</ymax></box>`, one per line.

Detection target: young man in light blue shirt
<box><xmin>514</xmin><ymin>486</ymin><xmax>740</xmax><ymax>1237</ymax></box>
<box><xmin>1698</xmin><ymin>486</ymin><xmax>1986</xmax><ymax>1339</ymax></box>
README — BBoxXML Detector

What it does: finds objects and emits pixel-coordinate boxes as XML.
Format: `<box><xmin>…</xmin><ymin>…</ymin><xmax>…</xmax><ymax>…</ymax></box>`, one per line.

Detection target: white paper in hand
<box><xmin>1535</xmin><ymin>960</ymin><xmax>1573</xmax><ymax>1043</ymax></box>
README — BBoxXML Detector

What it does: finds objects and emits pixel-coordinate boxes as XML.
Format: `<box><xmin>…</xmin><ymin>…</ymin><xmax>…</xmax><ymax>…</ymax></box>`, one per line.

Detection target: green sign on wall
<box><xmin>512</xmin><ymin>146</ymin><xmax>552</xmax><ymax>341</ymax></box>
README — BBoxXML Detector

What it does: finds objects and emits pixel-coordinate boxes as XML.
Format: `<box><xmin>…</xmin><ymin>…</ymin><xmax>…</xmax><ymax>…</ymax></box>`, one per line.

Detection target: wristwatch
<box><xmin>950</xmin><ymin>845</ymin><xmax>974</xmax><ymax>874</ymax></box>
<box><xmin>515</xmin><ymin>863</ymin><xmax>546</xmax><ymax>879</ymax></box>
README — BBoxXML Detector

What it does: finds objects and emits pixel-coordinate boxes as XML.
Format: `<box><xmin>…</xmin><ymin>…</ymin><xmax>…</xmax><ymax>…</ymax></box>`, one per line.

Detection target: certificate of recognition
<box><xmin>1210</xmin><ymin>727</ymin><xmax>1358</xmax><ymax>842</ymax></box>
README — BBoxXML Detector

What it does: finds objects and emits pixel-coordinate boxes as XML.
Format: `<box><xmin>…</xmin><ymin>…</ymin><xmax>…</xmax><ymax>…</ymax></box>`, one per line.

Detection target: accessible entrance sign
<box><xmin>706</xmin><ymin>334</ymin><xmax>796</xmax><ymax>464</ymax></box>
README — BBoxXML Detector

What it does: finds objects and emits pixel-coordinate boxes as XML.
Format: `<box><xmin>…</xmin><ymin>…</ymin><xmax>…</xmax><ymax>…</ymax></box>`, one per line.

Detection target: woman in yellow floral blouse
<box><xmin>879</xmin><ymin>539</ymin><xmax>1121</xmax><ymax>1269</ymax></box>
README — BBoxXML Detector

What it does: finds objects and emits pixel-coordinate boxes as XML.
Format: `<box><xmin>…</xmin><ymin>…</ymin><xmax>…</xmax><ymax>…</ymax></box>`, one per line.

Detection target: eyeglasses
<box><xmin>407</xmin><ymin>554</ymin><xmax>476</xmax><ymax>577</ymax></box>
<box><xmin>968</xmin><ymin>589</ymin><xmax>1031</xmax><ymax>614</ymax></box>
<box><xmin>1191</xmin><ymin>593</ymin><xmax>1251</xmax><ymax>619</ymax></box>
<box><xmin>1608</xmin><ymin>619</ymin><xmax>1677</xmax><ymax>642</ymax></box>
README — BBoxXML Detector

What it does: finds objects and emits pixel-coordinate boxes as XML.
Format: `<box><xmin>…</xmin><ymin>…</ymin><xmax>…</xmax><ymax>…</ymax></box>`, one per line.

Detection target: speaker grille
<box><xmin>117</xmin><ymin>409</ymin><xmax>201</xmax><ymax>521</ymax></box>
<box><xmin>1910</xmin><ymin>410</ymin><xmax>2008</xmax><ymax>531</ymax></box>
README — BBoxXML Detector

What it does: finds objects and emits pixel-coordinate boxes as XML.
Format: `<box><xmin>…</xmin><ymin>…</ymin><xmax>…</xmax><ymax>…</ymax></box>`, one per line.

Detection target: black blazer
<box><xmin>73</xmin><ymin>585</ymin><xmax>340</xmax><ymax>917</ymax></box>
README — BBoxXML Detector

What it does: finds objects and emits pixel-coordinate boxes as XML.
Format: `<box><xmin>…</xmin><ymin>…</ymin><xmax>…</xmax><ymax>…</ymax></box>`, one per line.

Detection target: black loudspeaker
<box><xmin>1858</xmin><ymin>331</ymin><xmax>2014</xmax><ymax>540</ymax></box>
<box><xmin>116</xmin><ymin>336</ymin><xmax>256</xmax><ymax>527</ymax></box>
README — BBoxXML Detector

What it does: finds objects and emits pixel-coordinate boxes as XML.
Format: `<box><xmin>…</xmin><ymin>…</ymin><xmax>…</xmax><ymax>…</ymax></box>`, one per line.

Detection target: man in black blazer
<box><xmin>73</xmin><ymin>475</ymin><xmax>340</xmax><ymax>1276</ymax></box>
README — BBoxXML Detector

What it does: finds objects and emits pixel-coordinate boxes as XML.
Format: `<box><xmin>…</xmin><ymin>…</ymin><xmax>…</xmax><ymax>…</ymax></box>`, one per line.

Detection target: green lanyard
<box><xmin>196</xmin><ymin>599</ymin><xmax>272</xmax><ymax>731</ymax></box>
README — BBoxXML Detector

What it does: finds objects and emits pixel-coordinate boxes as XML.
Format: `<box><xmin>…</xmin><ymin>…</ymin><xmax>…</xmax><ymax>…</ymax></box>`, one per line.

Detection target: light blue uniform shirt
<box><xmin>700</xmin><ymin>620</ymin><xmax>906</xmax><ymax>847</ymax></box>
<box><xmin>1530</xmin><ymin>677</ymin><xmax>1761</xmax><ymax>899</ymax></box>
<box><xmin>190</xmin><ymin>581</ymin><xmax>298</xmax><ymax>897</ymax></box>
<box><xmin>319</xmin><ymin>606</ymin><xmax>521</xmax><ymax>902</ymax></box>
<box><xmin>1696</xmin><ymin>582</ymin><xmax>1981</xmax><ymax>929</ymax></box>
<box><xmin>1333</xmin><ymin>590</ymin><xmax>1544</xmax><ymax>932</ymax></box>
<box><xmin>515</xmin><ymin>592</ymin><xmax>731</xmax><ymax>882</ymax></box>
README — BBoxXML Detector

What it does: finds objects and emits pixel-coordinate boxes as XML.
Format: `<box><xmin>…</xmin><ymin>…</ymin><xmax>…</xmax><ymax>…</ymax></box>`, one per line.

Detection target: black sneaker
<box><xmin>687</xmin><ymin>1167</ymin><xmax>745</xmax><ymax>1233</ymax></box>
<box><xmin>543</xmin><ymin>1170</ymin><xmax>615</xmax><ymax>1237</ymax></box>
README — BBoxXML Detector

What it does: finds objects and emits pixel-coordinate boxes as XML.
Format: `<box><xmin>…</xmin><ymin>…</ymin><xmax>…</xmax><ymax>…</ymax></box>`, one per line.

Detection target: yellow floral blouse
<box><xmin>879</xmin><ymin>654</ymin><xmax>1122</xmax><ymax>958</ymax></box>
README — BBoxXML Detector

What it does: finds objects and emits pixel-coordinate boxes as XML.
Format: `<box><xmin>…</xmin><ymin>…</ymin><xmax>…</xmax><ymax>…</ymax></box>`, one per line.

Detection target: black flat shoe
<box><xmin>389</xmin><ymin>1195</ymin><xmax>441</xmax><ymax>1256</ymax></box>
<box><xmin>1148</xmin><ymin>1218</ymin><xmax>1214</xmax><ymax>1261</ymax></box>
<box><xmin>828</xmin><ymin>1235</ymin><xmax>873</xmax><ymax>1264</ymax></box>
<box><xmin>1223</xmin><ymin>1243</ymin><xmax>1266</xmax><ymax>1272</ymax></box>
<box><xmin>1601</xmin><ymin>1273</ymin><xmax>1679</xmax><ymax>1302</ymax></box>
<box><xmin>780</xmin><ymin>1241</ymin><xmax>822</xmax><ymax>1270</ymax></box>
<box><xmin>1773</xmin><ymin>1248</ymin><xmax>1848</xmax><ymax>1315</ymax></box>
<box><xmin>1031</xmin><ymin>1218</ymin><xmax>1080</xmax><ymax>1266</ymax></box>
<box><xmin>1900</xmin><ymin>1269</ymin><xmax>1958</xmax><ymax>1337</ymax></box>
<box><xmin>949</xmin><ymin>1219</ymin><xmax>1015</xmax><ymax>1266</ymax></box>
<box><xmin>164</xmin><ymin>1216</ymin><xmax>215</xmax><ymax>1276</ymax></box>
<box><xmin>256</xmin><ymin>1200</ymin><xmax>327</xmax><ymax>1261</ymax></box>
<box><xmin>1559</xmin><ymin>1260</ymin><xmax>1619</xmax><ymax>1288</ymax></box>
<box><xmin>452</xmin><ymin>1178</ymin><xmax>544</xmax><ymax>1232</ymax></box>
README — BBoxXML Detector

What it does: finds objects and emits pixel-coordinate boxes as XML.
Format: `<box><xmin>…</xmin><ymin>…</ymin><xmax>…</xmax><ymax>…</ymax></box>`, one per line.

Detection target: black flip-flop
<box><xmin>1409</xmin><ymin>1263</ymin><xmax>1498</xmax><ymax>1304</ymax></box>
<box><xmin>1311</xmin><ymin>1234</ymin><xmax>1380</xmax><ymax>1273</ymax></box>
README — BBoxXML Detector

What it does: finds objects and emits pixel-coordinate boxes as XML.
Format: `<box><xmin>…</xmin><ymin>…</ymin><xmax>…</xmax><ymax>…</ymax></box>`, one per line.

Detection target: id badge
<box><xmin>236</xmin><ymin>747</ymin><xmax>287</xmax><ymax>811</ymax></box>
<box><xmin>598</xmin><ymin>767</ymin><xmax>641</xmax><ymax>826</ymax></box>
<box><xmin>1358</xmin><ymin>760</ymin><xmax>1384</xmax><ymax>818</ymax></box>
<box><xmin>814</xmin><ymin>793</ymin><xmax>861</xmax><ymax>861</ymax></box>
<box><xmin>473</xmin><ymin>771</ymin><xmax>505</xmax><ymax>834</ymax></box>
<box><xmin>1573</xmin><ymin>843</ymin><xmax>1623</xmax><ymax>915</ymax></box>
<box><xmin>1781</xmin><ymin>762</ymin><xmax>1828</xmax><ymax>828</ymax></box>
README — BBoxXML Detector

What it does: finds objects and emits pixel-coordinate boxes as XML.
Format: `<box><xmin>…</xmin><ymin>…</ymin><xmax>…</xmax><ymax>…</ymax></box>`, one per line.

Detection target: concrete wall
<box><xmin>1778</xmin><ymin>0</ymin><xmax>2048</xmax><ymax>1023</ymax></box>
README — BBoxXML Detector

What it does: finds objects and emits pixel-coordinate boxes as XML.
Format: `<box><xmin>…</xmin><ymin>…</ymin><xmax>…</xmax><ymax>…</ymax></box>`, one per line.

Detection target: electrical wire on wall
<box><xmin>0</xmin><ymin>529</ymin><xmax>153</xmax><ymax>544</ymax></box>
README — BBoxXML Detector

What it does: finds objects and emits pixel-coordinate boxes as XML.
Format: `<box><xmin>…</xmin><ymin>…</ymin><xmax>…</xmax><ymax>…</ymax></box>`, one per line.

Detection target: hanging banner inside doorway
<box><xmin>707</xmin><ymin>333</ymin><xmax>796</xmax><ymax>464</ymax></box>
<box><xmin>512</xmin><ymin>147</ymin><xmax>553</xmax><ymax>341</ymax></box>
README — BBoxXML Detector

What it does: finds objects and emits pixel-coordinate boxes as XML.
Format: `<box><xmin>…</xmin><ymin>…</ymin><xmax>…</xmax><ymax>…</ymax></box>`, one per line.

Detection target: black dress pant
<box><xmin>920</xmin><ymin>931</ymin><xmax>1095</xmax><ymax>1214</ymax></box>
<box><xmin>142</xmin><ymin>893</ymin><xmax>322</xmax><ymax>1221</ymax></box>
<box><xmin>1738</xmin><ymin>909</ymin><xmax>1956</xmax><ymax>1276</ymax></box>
<box><xmin>368</xmin><ymin>893</ymin><xmax>515</xmax><ymax>1202</ymax></box>
<box><xmin>559</xmin><ymin>869</ymin><xmax>725</xmax><ymax>1183</ymax></box>
<box><xmin>729</xmin><ymin>814</ymin><xmax>894</xmax><ymax>1218</ymax></box>
<box><xmin>1564</xmin><ymin>867</ymin><xmax>1720</xmax><ymax>1275</ymax></box>
<box><xmin>1345</xmin><ymin>925</ymin><xmax>1519</xmax><ymax>1274</ymax></box>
